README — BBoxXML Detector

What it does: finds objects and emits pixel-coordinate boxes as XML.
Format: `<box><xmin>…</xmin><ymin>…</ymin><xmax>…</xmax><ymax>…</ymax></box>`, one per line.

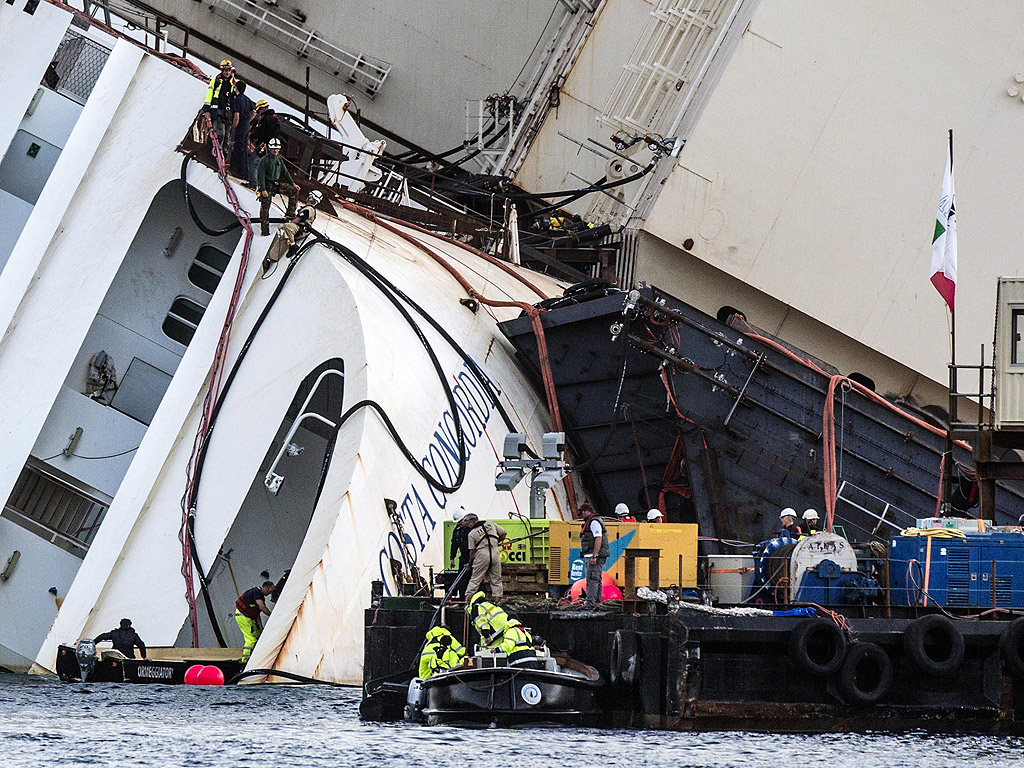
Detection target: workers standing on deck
<box><xmin>249</xmin><ymin>101</ymin><xmax>281</xmax><ymax>163</ymax></box>
<box><xmin>247</xmin><ymin>100</ymin><xmax>273</xmax><ymax>184</ymax></box>
<box><xmin>256</xmin><ymin>138</ymin><xmax>298</xmax><ymax>237</ymax></box>
<box><xmin>614</xmin><ymin>503</ymin><xmax>636</xmax><ymax>522</ymax></box>
<box><xmin>94</xmin><ymin>618</ymin><xmax>147</xmax><ymax>659</ymax></box>
<box><xmin>235</xmin><ymin>581</ymin><xmax>274</xmax><ymax>659</ymax></box>
<box><xmin>418</xmin><ymin>626</ymin><xmax>465</xmax><ymax>679</ymax></box>
<box><xmin>779</xmin><ymin>508</ymin><xmax>804</xmax><ymax>539</ymax></box>
<box><xmin>802</xmin><ymin>509</ymin><xmax>821</xmax><ymax>535</ymax></box>
<box><xmin>647</xmin><ymin>508</ymin><xmax>664</xmax><ymax>523</ymax></box>
<box><xmin>465</xmin><ymin>513</ymin><xmax>507</xmax><ymax>598</ymax></box>
<box><xmin>263</xmin><ymin>189</ymin><xmax>321</xmax><ymax>270</ymax></box>
<box><xmin>580</xmin><ymin>502</ymin><xmax>609</xmax><ymax>609</ymax></box>
<box><xmin>231</xmin><ymin>81</ymin><xmax>254</xmax><ymax>181</ymax></box>
<box><xmin>448</xmin><ymin>505</ymin><xmax>472</xmax><ymax>600</ymax></box>
<box><xmin>203</xmin><ymin>60</ymin><xmax>235</xmax><ymax>153</ymax></box>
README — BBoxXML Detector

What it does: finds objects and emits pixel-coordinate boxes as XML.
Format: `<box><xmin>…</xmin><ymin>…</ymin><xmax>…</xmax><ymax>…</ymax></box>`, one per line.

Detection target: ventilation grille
<box><xmin>994</xmin><ymin>576</ymin><xmax>1014</xmax><ymax>607</ymax></box>
<box><xmin>945</xmin><ymin>548</ymin><xmax>971</xmax><ymax>606</ymax></box>
<box><xmin>548</xmin><ymin>546</ymin><xmax>563</xmax><ymax>583</ymax></box>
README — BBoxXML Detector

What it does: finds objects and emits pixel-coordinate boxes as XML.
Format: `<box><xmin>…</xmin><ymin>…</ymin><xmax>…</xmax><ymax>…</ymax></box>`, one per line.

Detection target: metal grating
<box><xmin>945</xmin><ymin>548</ymin><xmax>971</xmax><ymax>606</ymax></box>
<box><xmin>43</xmin><ymin>29</ymin><xmax>111</xmax><ymax>105</ymax></box>
<box><xmin>208</xmin><ymin>0</ymin><xmax>391</xmax><ymax>97</ymax></box>
<box><xmin>3</xmin><ymin>463</ymin><xmax>108</xmax><ymax>557</ymax></box>
<box><xmin>601</xmin><ymin>0</ymin><xmax>734</xmax><ymax>138</ymax></box>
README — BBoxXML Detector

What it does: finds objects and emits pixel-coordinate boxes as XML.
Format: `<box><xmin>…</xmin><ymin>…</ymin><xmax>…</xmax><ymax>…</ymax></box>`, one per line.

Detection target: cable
<box><xmin>506</xmin><ymin>3</ymin><xmax>561</xmax><ymax>94</ymax></box>
<box><xmin>42</xmin><ymin>446</ymin><xmax>139</xmax><ymax>462</ymax></box>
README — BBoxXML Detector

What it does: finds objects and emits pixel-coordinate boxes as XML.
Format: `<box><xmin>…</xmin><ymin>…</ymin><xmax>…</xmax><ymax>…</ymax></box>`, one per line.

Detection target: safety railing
<box><xmin>601</xmin><ymin>0</ymin><xmax>735</xmax><ymax>138</ymax></box>
<box><xmin>208</xmin><ymin>0</ymin><xmax>391</xmax><ymax>97</ymax></box>
<box><xmin>949</xmin><ymin>346</ymin><xmax>995</xmax><ymax>439</ymax></box>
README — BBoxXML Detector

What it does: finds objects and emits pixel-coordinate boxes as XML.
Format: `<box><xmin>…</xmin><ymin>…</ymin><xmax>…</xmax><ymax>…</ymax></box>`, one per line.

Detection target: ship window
<box><xmin>162</xmin><ymin>296</ymin><xmax>207</xmax><ymax>346</ymax></box>
<box><xmin>1012</xmin><ymin>308</ymin><xmax>1024</xmax><ymax>366</ymax></box>
<box><xmin>188</xmin><ymin>245</ymin><xmax>232</xmax><ymax>294</ymax></box>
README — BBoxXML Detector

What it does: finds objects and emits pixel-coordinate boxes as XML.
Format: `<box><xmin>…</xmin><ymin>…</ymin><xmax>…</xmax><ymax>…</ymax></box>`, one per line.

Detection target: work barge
<box><xmin>362</xmin><ymin>595</ymin><xmax>1024</xmax><ymax>733</ymax></box>
<box><xmin>362</xmin><ymin>278</ymin><xmax>1024</xmax><ymax>733</ymax></box>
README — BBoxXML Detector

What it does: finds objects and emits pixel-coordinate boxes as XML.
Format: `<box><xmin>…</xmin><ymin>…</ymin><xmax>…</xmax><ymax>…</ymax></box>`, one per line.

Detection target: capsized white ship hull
<box><xmin>38</xmin><ymin>206</ymin><xmax>567</xmax><ymax>684</ymax></box>
<box><xmin>0</xmin><ymin>0</ymin><xmax>570</xmax><ymax>682</ymax></box>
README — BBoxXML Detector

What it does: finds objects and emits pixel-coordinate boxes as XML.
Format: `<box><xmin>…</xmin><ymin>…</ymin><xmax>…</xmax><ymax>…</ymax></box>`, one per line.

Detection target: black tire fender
<box><xmin>903</xmin><ymin>614</ymin><xmax>965</xmax><ymax>676</ymax></box>
<box><xmin>610</xmin><ymin>629</ymin><xmax>637</xmax><ymax>689</ymax></box>
<box><xmin>839</xmin><ymin>642</ymin><xmax>893</xmax><ymax>705</ymax></box>
<box><xmin>789</xmin><ymin>618</ymin><xmax>847</xmax><ymax>676</ymax></box>
<box><xmin>999</xmin><ymin>617</ymin><xmax>1024</xmax><ymax>680</ymax></box>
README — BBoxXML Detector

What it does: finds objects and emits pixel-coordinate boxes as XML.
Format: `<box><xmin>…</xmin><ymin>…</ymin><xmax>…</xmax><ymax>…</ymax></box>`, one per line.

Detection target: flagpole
<box><xmin>943</xmin><ymin>128</ymin><xmax>955</xmax><ymax>515</ymax></box>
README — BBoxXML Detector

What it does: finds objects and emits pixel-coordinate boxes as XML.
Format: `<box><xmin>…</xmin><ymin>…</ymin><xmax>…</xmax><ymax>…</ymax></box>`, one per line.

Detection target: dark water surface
<box><xmin>2</xmin><ymin>673</ymin><xmax>1023</xmax><ymax>767</ymax></box>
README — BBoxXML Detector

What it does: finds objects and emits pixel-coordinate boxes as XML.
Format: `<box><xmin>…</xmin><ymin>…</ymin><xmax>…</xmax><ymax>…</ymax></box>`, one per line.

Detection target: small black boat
<box><xmin>56</xmin><ymin>642</ymin><xmax>244</xmax><ymax>684</ymax></box>
<box><xmin>408</xmin><ymin>648</ymin><xmax>602</xmax><ymax>728</ymax></box>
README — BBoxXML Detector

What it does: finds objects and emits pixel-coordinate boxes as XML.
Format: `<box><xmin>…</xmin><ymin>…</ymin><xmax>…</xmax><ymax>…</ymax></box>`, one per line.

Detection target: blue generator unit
<box><xmin>889</xmin><ymin>532</ymin><xmax>1024</xmax><ymax>608</ymax></box>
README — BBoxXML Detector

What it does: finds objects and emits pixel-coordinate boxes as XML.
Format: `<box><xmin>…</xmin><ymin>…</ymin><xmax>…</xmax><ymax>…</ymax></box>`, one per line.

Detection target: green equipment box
<box><xmin>442</xmin><ymin>518</ymin><xmax>550</xmax><ymax>566</ymax></box>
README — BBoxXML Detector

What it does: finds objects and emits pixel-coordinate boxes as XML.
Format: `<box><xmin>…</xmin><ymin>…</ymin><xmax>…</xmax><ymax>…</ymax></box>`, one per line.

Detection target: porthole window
<box><xmin>162</xmin><ymin>296</ymin><xmax>207</xmax><ymax>346</ymax></box>
<box><xmin>188</xmin><ymin>245</ymin><xmax>231</xmax><ymax>294</ymax></box>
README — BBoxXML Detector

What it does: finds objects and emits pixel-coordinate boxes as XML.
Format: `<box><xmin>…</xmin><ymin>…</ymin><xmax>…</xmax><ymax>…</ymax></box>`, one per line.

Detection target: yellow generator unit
<box><xmin>547</xmin><ymin>520</ymin><xmax>697</xmax><ymax>591</ymax></box>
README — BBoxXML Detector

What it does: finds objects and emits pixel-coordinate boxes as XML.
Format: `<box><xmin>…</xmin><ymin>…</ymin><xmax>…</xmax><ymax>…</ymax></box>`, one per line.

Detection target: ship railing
<box><xmin>834</xmin><ymin>480</ymin><xmax>916</xmax><ymax>537</ymax></box>
<box><xmin>207</xmin><ymin>0</ymin><xmax>391</xmax><ymax>98</ymax></box>
<box><xmin>948</xmin><ymin>345</ymin><xmax>994</xmax><ymax>439</ymax></box>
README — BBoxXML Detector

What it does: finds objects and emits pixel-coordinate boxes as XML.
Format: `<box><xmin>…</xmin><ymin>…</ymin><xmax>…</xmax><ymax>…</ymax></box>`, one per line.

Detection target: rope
<box><xmin>179</xmin><ymin>114</ymin><xmax>255</xmax><ymax>646</ymax></box>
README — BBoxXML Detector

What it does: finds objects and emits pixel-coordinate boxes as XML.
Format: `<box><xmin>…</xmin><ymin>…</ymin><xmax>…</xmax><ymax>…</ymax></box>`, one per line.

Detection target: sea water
<box><xmin>1</xmin><ymin>673</ymin><xmax>1022</xmax><ymax>767</ymax></box>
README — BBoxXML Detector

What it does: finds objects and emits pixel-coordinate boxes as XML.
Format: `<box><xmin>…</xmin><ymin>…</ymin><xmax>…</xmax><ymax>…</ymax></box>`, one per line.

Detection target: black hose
<box><xmin>180</xmin><ymin>152</ymin><xmax>287</xmax><ymax>236</ymax></box>
<box><xmin>227</xmin><ymin>668</ymin><xmax>350</xmax><ymax>686</ymax></box>
<box><xmin>187</xmin><ymin>518</ymin><xmax>228</xmax><ymax>647</ymax></box>
<box><xmin>318</xmin><ymin>239</ymin><xmax>468</xmax><ymax>493</ymax></box>
<box><xmin>311</xmin><ymin>227</ymin><xmax>524</xmax><ymax>440</ymax></box>
<box><xmin>181</xmin><ymin>153</ymin><xmax>241</xmax><ymax>236</ymax></box>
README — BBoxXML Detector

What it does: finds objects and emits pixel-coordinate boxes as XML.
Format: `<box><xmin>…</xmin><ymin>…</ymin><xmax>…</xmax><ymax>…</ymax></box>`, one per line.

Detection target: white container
<box><xmin>707</xmin><ymin>554</ymin><xmax>755</xmax><ymax>605</ymax></box>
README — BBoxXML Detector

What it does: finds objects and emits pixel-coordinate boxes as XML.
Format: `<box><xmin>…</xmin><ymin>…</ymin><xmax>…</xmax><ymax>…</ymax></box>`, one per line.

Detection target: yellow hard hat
<box><xmin>255</xmin><ymin>99</ymin><xmax>269</xmax><ymax>110</ymax></box>
<box><xmin>219</xmin><ymin>59</ymin><xmax>232</xmax><ymax>69</ymax></box>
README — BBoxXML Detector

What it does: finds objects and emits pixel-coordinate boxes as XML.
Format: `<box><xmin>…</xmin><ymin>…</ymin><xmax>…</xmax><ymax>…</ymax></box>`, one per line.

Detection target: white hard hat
<box><xmin>307</xmin><ymin>189</ymin><xmax>323</xmax><ymax>206</ymax></box>
<box><xmin>647</xmin><ymin>509</ymin><xmax>664</xmax><ymax>521</ymax></box>
<box><xmin>452</xmin><ymin>506</ymin><xmax>468</xmax><ymax>523</ymax></box>
<box><xmin>802</xmin><ymin>509</ymin><xmax>820</xmax><ymax>521</ymax></box>
<box><xmin>779</xmin><ymin>507</ymin><xmax>797</xmax><ymax>520</ymax></box>
<box><xmin>614</xmin><ymin>503</ymin><xmax>629</xmax><ymax>517</ymax></box>
<box><xmin>268</xmin><ymin>138</ymin><xmax>282</xmax><ymax>150</ymax></box>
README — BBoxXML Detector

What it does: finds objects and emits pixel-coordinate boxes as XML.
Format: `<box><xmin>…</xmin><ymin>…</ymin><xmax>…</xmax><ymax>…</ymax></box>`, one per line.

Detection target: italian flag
<box><xmin>930</xmin><ymin>143</ymin><xmax>957</xmax><ymax>310</ymax></box>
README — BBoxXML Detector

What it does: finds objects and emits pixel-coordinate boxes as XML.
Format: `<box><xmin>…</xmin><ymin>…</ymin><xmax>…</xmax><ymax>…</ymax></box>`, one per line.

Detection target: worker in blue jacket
<box><xmin>94</xmin><ymin>618</ymin><xmax>147</xmax><ymax>659</ymax></box>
